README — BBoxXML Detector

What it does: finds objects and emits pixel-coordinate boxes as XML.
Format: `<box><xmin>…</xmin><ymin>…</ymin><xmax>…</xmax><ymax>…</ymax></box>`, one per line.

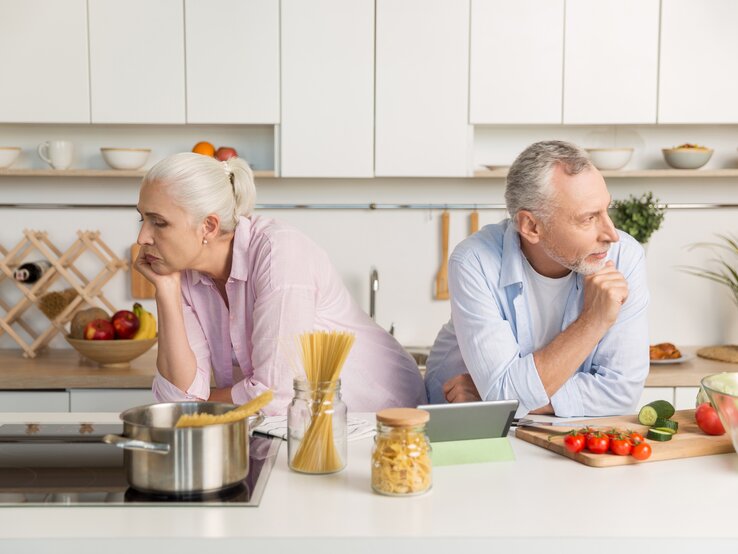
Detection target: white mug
<box><xmin>37</xmin><ymin>140</ymin><xmax>73</xmax><ymax>169</ymax></box>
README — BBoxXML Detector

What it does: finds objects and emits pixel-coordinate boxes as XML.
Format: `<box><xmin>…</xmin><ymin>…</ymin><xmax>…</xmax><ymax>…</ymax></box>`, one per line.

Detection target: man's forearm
<box><xmin>534</xmin><ymin>315</ymin><xmax>608</xmax><ymax>398</ymax></box>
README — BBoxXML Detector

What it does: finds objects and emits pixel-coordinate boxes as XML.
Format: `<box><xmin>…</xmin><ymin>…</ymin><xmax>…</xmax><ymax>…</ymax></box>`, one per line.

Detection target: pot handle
<box><xmin>102</xmin><ymin>434</ymin><xmax>170</xmax><ymax>455</ymax></box>
<box><xmin>248</xmin><ymin>411</ymin><xmax>266</xmax><ymax>433</ymax></box>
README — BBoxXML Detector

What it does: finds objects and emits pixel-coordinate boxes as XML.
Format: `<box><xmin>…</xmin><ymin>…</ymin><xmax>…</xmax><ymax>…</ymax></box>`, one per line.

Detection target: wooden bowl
<box><xmin>65</xmin><ymin>336</ymin><xmax>157</xmax><ymax>369</ymax></box>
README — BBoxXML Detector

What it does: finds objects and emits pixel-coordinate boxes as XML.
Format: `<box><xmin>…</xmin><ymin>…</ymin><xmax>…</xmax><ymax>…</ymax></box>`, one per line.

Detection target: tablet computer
<box><xmin>417</xmin><ymin>399</ymin><xmax>518</xmax><ymax>442</ymax></box>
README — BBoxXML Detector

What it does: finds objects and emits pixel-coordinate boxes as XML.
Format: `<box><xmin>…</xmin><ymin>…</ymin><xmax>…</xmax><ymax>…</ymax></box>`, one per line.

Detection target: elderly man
<box><xmin>425</xmin><ymin>140</ymin><xmax>649</xmax><ymax>417</ymax></box>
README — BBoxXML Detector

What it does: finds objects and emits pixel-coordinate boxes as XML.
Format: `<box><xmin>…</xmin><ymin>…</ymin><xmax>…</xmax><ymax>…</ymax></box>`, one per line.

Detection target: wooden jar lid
<box><xmin>376</xmin><ymin>408</ymin><xmax>430</xmax><ymax>427</ymax></box>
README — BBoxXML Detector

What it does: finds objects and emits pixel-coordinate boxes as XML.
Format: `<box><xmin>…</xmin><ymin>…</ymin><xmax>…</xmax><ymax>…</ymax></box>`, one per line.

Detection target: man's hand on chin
<box><xmin>443</xmin><ymin>373</ymin><xmax>482</xmax><ymax>403</ymax></box>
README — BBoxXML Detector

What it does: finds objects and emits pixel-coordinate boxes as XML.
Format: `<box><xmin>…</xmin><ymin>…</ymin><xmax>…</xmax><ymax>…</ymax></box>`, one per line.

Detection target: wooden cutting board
<box><xmin>515</xmin><ymin>409</ymin><xmax>734</xmax><ymax>467</ymax></box>
<box><xmin>129</xmin><ymin>243</ymin><xmax>156</xmax><ymax>299</ymax></box>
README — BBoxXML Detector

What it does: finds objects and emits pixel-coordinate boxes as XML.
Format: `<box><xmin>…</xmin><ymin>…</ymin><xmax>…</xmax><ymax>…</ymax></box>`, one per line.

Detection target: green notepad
<box><xmin>430</xmin><ymin>437</ymin><xmax>515</xmax><ymax>466</ymax></box>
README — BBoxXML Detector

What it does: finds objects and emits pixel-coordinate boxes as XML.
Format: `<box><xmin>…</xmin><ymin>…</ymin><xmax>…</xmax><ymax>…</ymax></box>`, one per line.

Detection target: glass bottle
<box><xmin>288</xmin><ymin>379</ymin><xmax>347</xmax><ymax>474</ymax></box>
<box><xmin>13</xmin><ymin>260</ymin><xmax>52</xmax><ymax>283</ymax></box>
<box><xmin>371</xmin><ymin>408</ymin><xmax>432</xmax><ymax>496</ymax></box>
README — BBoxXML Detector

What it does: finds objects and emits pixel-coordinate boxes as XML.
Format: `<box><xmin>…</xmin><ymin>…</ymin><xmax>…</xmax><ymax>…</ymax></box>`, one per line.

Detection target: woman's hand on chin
<box><xmin>134</xmin><ymin>248</ymin><xmax>181</xmax><ymax>291</ymax></box>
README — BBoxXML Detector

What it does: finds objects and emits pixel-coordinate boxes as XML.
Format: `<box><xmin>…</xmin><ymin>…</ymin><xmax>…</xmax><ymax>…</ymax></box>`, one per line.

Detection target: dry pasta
<box><xmin>371</xmin><ymin>427</ymin><xmax>432</xmax><ymax>495</ymax></box>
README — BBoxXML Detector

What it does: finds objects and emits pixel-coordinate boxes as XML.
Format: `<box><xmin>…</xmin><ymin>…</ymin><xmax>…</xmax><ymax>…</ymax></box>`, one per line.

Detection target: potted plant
<box><xmin>609</xmin><ymin>191</ymin><xmax>665</xmax><ymax>245</ymax></box>
<box><xmin>682</xmin><ymin>234</ymin><xmax>738</xmax><ymax>308</ymax></box>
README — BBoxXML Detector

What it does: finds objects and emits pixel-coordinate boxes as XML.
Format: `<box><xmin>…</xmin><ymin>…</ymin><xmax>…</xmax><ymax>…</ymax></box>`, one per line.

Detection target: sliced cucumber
<box><xmin>647</xmin><ymin>428</ymin><xmax>673</xmax><ymax>441</ymax></box>
<box><xmin>653</xmin><ymin>427</ymin><xmax>677</xmax><ymax>435</ymax></box>
<box><xmin>653</xmin><ymin>418</ymin><xmax>679</xmax><ymax>432</ymax></box>
<box><xmin>638</xmin><ymin>400</ymin><xmax>676</xmax><ymax>426</ymax></box>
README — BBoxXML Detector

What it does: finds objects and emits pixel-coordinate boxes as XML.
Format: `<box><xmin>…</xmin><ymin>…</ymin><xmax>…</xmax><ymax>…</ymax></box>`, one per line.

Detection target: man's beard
<box><xmin>540</xmin><ymin>238</ymin><xmax>610</xmax><ymax>276</ymax></box>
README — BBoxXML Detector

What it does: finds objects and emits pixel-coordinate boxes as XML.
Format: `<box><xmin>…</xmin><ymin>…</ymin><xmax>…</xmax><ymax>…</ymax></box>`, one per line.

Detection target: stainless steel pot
<box><xmin>102</xmin><ymin>401</ymin><xmax>264</xmax><ymax>494</ymax></box>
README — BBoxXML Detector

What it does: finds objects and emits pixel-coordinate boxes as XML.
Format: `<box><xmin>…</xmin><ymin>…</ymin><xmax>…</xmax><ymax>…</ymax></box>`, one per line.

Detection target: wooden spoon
<box><xmin>175</xmin><ymin>390</ymin><xmax>273</xmax><ymax>428</ymax></box>
<box><xmin>469</xmin><ymin>209</ymin><xmax>479</xmax><ymax>235</ymax></box>
<box><xmin>434</xmin><ymin>211</ymin><xmax>450</xmax><ymax>300</ymax></box>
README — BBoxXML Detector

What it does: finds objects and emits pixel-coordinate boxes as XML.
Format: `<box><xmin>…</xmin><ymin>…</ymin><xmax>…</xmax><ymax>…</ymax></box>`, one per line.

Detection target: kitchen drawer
<box><xmin>638</xmin><ymin>387</ymin><xmax>674</xmax><ymax>409</ymax></box>
<box><xmin>69</xmin><ymin>389</ymin><xmax>154</xmax><ymax>412</ymax></box>
<box><xmin>674</xmin><ymin>387</ymin><xmax>700</xmax><ymax>410</ymax></box>
<box><xmin>0</xmin><ymin>391</ymin><xmax>69</xmax><ymax>412</ymax></box>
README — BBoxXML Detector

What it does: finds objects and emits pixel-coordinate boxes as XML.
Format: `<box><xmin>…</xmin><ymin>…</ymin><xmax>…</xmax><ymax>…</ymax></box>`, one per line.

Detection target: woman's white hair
<box><xmin>505</xmin><ymin>140</ymin><xmax>592</xmax><ymax>229</ymax></box>
<box><xmin>142</xmin><ymin>152</ymin><xmax>256</xmax><ymax>233</ymax></box>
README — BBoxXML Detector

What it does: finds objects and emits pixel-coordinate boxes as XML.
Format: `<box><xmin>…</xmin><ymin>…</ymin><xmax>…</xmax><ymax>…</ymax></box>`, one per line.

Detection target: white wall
<box><xmin>2</xmin><ymin>124</ymin><xmax>738</xmax><ymax>350</ymax></box>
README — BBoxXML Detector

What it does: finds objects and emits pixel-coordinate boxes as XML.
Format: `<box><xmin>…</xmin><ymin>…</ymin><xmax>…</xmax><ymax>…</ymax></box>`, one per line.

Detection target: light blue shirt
<box><xmin>425</xmin><ymin>219</ymin><xmax>649</xmax><ymax>417</ymax></box>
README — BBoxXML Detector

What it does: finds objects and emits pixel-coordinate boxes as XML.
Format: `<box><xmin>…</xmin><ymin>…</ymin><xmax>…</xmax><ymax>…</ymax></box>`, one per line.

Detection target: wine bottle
<box><xmin>13</xmin><ymin>260</ymin><xmax>52</xmax><ymax>283</ymax></box>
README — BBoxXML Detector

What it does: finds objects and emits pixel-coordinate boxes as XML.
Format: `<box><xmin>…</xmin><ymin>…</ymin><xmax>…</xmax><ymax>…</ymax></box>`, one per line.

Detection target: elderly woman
<box><xmin>135</xmin><ymin>153</ymin><xmax>425</xmax><ymax>414</ymax></box>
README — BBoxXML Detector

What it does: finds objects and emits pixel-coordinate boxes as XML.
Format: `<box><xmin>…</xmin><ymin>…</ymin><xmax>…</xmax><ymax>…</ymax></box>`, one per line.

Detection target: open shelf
<box><xmin>474</xmin><ymin>168</ymin><xmax>738</xmax><ymax>179</ymax></box>
<box><xmin>0</xmin><ymin>169</ymin><xmax>276</xmax><ymax>179</ymax></box>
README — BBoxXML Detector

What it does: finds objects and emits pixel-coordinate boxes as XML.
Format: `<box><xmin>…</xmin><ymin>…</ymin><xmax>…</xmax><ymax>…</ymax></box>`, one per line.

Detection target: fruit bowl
<box><xmin>585</xmin><ymin>148</ymin><xmax>634</xmax><ymax>170</ymax></box>
<box><xmin>65</xmin><ymin>336</ymin><xmax>157</xmax><ymax>369</ymax></box>
<box><xmin>662</xmin><ymin>145</ymin><xmax>713</xmax><ymax>169</ymax></box>
<box><xmin>701</xmin><ymin>372</ymin><xmax>738</xmax><ymax>455</ymax></box>
<box><xmin>100</xmin><ymin>148</ymin><xmax>151</xmax><ymax>170</ymax></box>
<box><xmin>0</xmin><ymin>147</ymin><xmax>21</xmax><ymax>169</ymax></box>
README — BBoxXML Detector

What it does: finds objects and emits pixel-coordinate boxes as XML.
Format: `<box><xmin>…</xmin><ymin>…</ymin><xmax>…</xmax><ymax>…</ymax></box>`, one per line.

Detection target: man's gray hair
<box><xmin>505</xmin><ymin>140</ymin><xmax>593</xmax><ymax>228</ymax></box>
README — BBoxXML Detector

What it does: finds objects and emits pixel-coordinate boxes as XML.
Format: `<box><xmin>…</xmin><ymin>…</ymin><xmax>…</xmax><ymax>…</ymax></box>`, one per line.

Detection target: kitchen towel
<box><xmin>254</xmin><ymin>415</ymin><xmax>375</xmax><ymax>442</ymax></box>
<box><xmin>430</xmin><ymin>437</ymin><xmax>515</xmax><ymax>466</ymax></box>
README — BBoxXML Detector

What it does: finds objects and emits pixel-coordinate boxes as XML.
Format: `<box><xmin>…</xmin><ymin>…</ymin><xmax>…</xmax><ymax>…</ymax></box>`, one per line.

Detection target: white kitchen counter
<box><xmin>0</xmin><ymin>412</ymin><xmax>736</xmax><ymax>554</ymax></box>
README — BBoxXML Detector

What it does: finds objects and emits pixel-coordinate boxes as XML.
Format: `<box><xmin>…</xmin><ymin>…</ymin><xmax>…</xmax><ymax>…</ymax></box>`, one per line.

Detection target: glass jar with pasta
<box><xmin>371</xmin><ymin>408</ymin><xmax>432</xmax><ymax>496</ymax></box>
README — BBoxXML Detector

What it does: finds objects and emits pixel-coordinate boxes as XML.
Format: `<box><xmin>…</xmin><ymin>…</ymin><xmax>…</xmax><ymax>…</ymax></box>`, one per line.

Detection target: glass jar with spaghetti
<box><xmin>371</xmin><ymin>408</ymin><xmax>432</xmax><ymax>496</ymax></box>
<box><xmin>288</xmin><ymin>379</ymin><xmax>347</xmax><ymax>474</ymax></box>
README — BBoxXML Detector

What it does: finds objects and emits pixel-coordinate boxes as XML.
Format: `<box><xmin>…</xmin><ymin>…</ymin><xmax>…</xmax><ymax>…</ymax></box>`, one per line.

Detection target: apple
<box><xmin>84</xmin><ymin>319</ymin><xmax>115</xmax><ymax>340</ymax></box>
<box><xmin>215</xmin><ymin>146</ymin><xmax>238</xmax><ymax>161</ymax></box>
<box><xmin>111</xmin><ymin>310</ymin><xmax>140</xmax><ymax>340</ymax></box>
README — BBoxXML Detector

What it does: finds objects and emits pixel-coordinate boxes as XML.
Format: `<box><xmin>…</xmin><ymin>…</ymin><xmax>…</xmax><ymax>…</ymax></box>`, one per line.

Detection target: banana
<box><xmin>132</xmin><ymin>305</ymin><xmax>157</xmax><ymax>340</ymax></box>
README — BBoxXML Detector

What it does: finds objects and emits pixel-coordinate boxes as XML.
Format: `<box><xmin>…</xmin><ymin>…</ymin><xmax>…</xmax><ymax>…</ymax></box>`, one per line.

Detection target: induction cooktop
<box><xmin>0</xmin><ymin>423</ymin><xmax>280</xmax><ymax>506</ymax></box>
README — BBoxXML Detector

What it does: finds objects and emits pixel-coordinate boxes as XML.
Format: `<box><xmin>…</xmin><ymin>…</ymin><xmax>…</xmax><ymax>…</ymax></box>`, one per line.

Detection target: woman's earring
<box><xmin>202</xmin><ymin>239</ymin><xmax>208</xmax><ymax>245</ymax></box>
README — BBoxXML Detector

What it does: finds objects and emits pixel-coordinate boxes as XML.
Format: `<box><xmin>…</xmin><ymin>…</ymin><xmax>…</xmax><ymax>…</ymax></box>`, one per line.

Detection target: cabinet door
<box><xmin>375</xmin><ymin>0</ymin><xmax>472</xmax><ymax>177</ymax></box>
<box><xmin>185</xmin><ymin>0</ymin><xmax>279</xmax><ymax>124</ymax></box>
<box><xmin>280</xmin><ymin>0</ymin><xmax>374</xmax><ymax>177</ymax></box>
<box><xmin>469</xmin><ymin>0</ymin><xmax>563</xmax><ymax>124</ymax></box>
<box><xmin>638</xmin><ymin>387</ymin><xmax>674</xmax><ymax>410</ymax></box>
<box><xmin>0</xmin><ymin>391</ymin><xmax>69</xmax><ymax>412</ymax></box>
<box><xmin>0</xmin><ymin>0</ymin><xmax>89</xmax><ymax>123</ymax></box>
<box><xmin>69</xmin><ymin>389</ymin><xmax>155</xmax><ymax>412</ymax></box>
<box><xmin>88</xmin><ymin>0</ymin><xmax>185</xmax><ymax>123</ymax></box>
<box><xmin>674</xmin><ymin>387</ymin><xmax>700</xmax><ymax>411</ymax></box>
<box><xmin>563</xmin><ymin>0</ymin><xmax>659</xmax><ymax>124</ymax></box>
<box><xmin>659</xmin><ymin>0</ymin><xmax>738</xmax><ymax>123</ymax></box>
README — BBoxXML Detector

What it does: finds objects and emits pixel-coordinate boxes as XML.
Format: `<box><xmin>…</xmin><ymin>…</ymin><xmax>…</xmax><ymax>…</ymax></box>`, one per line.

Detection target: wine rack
<box><xmin>0</xmin><ymin>230</ymin><xmax>127</xmax><ymax>358</ymax></box>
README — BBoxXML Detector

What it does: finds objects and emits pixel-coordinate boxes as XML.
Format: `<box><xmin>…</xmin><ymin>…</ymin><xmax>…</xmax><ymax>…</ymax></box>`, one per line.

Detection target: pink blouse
<box><xmin>153</xmin><ymin>215</ymin><xmax>426</xmax><ymax>414</ymax></box>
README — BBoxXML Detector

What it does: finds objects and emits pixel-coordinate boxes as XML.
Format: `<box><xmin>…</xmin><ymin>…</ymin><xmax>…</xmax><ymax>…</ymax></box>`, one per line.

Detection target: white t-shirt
<box><xmin>521</xmin><ymin>255</ymin><xmax>575</xmax><ymax>351</ymax></box>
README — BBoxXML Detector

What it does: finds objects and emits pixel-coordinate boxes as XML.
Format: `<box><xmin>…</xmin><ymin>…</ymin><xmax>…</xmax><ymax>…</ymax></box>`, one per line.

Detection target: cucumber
<box><xmin>653</xmin><ymin>418</ymin><xmax>679</xmax><ymax>432</ymax></box>
<box><xmin>653</xmin><ymin>427</ymin><xmax>677</xmax><ymax>435</ymax></box>
<box><xmin>638</xmin><ymin>400</ymin><xmax>675</xmax><ymax>426</ymax></box>
<box><xmin>647</xmin><ymin>428</ymin><xmax>673</xmax><ymax>441</ymax></box>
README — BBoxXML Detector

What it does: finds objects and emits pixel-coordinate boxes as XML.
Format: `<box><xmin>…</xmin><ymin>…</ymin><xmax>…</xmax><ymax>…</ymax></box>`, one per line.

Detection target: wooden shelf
<box><xmin>0</xmin><ymin>169</ymin><xmax>276</xmax><ymax>178</ymax></box>
<box><xmin>474</xmin><ymin>168</ymin><xmax>738</xmax><ymax>179</ymax></box>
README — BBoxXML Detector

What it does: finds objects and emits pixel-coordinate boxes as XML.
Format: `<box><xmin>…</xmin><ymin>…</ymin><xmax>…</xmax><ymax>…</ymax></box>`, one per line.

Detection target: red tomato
<box><xmin>563</xmin><ymin>433</ymin><xmax>585</xmax><ymax>453</ymax></box>
<box><xmin>631</xmin><ymin>442</ymin><xmax>652</xmax><ymax>461</ymax></box>
<box><xmin>586</xmin><ymin>433</ymin><xmax>610</xmax><ymax>454</ymax></box>
<box><xmin>695</xmin><ymin>403</ymin><xmax>726</xmax><ymax>436</ymax></box>
<box><xmin>628</xmin><ymin>431</ymin><xmax>645</xmax><ymax>445</ymax></box>
<box><xmin>610</xmin><ymin>437</ymin><xmax>633</xmax><ymax>456</ymax></box>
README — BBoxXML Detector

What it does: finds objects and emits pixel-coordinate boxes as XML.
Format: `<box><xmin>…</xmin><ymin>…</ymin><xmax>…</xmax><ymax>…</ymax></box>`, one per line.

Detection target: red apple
<box><xmin>84</xmin><ymin>319</ymin><xmax>115</xmax><ymax>340</ymax></box>
<box><xmin>111</xmin><ymin>310</ymin><xmax>140</xmax><ymax>340</ymax></box>
<box><xmin>214</xmin><ymin>146</ymin><xmax>238</xmax><ymax>161</ymax></box>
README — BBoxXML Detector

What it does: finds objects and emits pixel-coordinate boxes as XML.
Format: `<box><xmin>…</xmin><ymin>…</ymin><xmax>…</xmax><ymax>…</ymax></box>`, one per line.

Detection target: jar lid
<box><xmin>376</xmin><ymin>408</ymin><xmax>430</xmax><ymax>427</ymax></box>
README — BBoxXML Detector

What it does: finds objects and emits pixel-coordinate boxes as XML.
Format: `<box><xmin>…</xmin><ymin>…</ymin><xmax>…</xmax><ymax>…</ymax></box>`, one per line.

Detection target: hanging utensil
<box><xmin>434</xmin><ymin>210</ymin><xmax>450</xmax><ymax>300</ymax></box>
<box><xmin>469</xmin><ymin>209</ymin><xmax>479</xmax><ymax>235</ymax></box>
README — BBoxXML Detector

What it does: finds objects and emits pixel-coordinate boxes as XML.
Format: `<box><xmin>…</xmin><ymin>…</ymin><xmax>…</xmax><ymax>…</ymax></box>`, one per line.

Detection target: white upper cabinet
<box><xmin>563</xmin><ymin>0</ymin><xmax>659</xmax><ymax>124</ymax></box>
<box><xmin>470</xmin><ymin>0</ymin><xmax>564</xmax><ymax>125</ymax></box>
<box><xmin>375</xmin><ymin>0</ymin><xmax>472</xmax><ymax>177</ymax></box>
<box><xmin>185</xmin><ymin>0</ymin><xmax>279</xmax><ymax>124</ymax></box>
<box><xmin>88</xmin><ymin>0</ymin><xmax>185</xmax><ymax>123</ymax></box>
<box><xmin>659</xmin><ymin>0</ymin><xmax>738</xmax><ymax>123</ymax></box>
<box><xmin>0</xmin><ymin>0</ymin><xmax>90</xmax><ymax>123</ymax></box>
<box><xmin>280</xmin><ymin>0</ymin><xmax>374</xmax><ymax>177</ymax></box>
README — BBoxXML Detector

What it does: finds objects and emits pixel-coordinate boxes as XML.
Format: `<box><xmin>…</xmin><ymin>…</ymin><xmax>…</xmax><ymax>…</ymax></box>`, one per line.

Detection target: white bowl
<box><xmin>662</xmin><ymin>146</ymin><xmax>713</xmax><ymax>169</ymax></box>
<box><xmin>100</xmin><ymin>148</ymin><xmax>151</xmax><ymax>170</ymax></box>
<box><xmin>0</xmin><ymin>147</ymin><xmax>21</xmax><ymax>169</ymax></box>
<box><xmin>585</xmin><ymin>148</ymin><xmax>634</xmax><ymax>171</ymax></box>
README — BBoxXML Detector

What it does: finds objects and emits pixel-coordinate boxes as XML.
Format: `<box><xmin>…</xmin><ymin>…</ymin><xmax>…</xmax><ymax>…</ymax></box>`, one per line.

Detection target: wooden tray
<box><xmin>515</xmin><ymin>409</ymin><xmax>734</xmax><ymax>467</ymax></box>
